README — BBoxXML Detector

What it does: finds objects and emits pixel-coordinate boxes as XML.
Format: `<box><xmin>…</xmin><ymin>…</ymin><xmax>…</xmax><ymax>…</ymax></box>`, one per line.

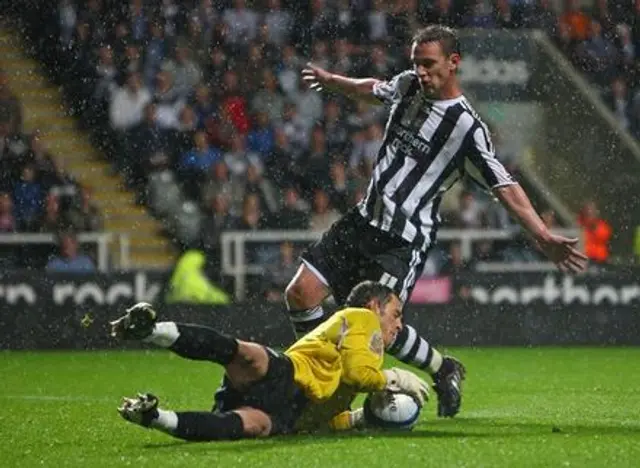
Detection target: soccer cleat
<box><xmin>432</xmin><ymin>356</ymin><xmax>466</xmax><ymax>418</ymax></box>
<box><xmin>118</xmin><ymin>393</ymin><xmax>160</xmax><ymax>428</ymax></box>
<box><xmin>109</xmin><ymin>302</ymin><xmax>157</xmax><ymax>340</ymax></box>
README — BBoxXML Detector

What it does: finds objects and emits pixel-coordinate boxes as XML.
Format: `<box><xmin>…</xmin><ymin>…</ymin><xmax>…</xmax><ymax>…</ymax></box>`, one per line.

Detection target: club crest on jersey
<box><xmin>369</xmin><ymin>331</ymin><xmax>384</xmax><ymax>357</ymax></box>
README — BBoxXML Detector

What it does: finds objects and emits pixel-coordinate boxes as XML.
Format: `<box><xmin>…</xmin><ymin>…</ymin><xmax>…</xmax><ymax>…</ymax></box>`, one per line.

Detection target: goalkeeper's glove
<box><xmin>383</xmin><ymin>367</ymin><xmax>430</xmax><ymax>407</ymax></box>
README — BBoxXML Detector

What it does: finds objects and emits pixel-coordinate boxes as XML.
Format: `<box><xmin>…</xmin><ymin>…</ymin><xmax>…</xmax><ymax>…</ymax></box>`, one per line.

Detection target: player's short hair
<box><xmin>412</xmin><ymin>25</ymin><xmax>461</xmax><ymax>56</ymax></box>
<box><xmin>345</xmin><ymin>281</ymin><xmax>395</xmax><ymax>309</ymax></box>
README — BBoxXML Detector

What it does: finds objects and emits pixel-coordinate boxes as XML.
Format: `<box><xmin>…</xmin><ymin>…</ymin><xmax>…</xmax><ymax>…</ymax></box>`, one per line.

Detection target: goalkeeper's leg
<box><xmin>118</xmin><ymin>393</ymin><xmax>272</xmax><ymax>440</ymax></box>
<box><xmin>110</xmin><ymin>303</ymin><xmax>269</xmax><ymax>388</ymax></box>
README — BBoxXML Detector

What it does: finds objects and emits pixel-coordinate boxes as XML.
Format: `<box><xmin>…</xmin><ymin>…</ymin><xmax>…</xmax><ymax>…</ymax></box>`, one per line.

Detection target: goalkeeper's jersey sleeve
<box><xmin>285</xmin><ymin>307</ymin><xmax>387</xmax><ymax>403</ymax></box>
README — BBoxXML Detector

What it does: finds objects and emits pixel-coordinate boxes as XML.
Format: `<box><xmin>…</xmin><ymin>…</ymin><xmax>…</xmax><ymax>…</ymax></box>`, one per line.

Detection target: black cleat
<box><xmin>118</xmin><ymin>393</ymin><xmax>159</xmax><ymax>427</ymax></box>
<box><xmin>109</xmin><ymin>302</ymin><xmax>157</xmax><ymax>340</ymax></box>
<box><xmin>432</xmin><ymin>356</ymin><xmax>466</xmax><ymax>418</ymax></box>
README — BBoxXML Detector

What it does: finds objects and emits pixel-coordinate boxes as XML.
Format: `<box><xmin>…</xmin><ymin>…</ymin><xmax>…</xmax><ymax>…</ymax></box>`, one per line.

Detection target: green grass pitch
<box><xmin>1</xmin><ymin>348</ymin><xmax>639</xmax><ymax>468</ymax></box>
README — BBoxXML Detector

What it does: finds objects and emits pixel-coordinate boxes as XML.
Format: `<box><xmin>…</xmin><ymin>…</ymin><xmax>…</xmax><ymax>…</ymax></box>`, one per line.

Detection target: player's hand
<box><xmin>301</xmin><ymin>62</ymin><xmax>332</xmax><ymax>92</ymax></box>
<box><xmin>383</xmin><ymin>368</ymin><xmax>430</xmax><ymax>407</ymax></box>
<box><xmin>535</xmin><ymin>234</ymin><xmax>588</xmax><ymax>273</ymax></box>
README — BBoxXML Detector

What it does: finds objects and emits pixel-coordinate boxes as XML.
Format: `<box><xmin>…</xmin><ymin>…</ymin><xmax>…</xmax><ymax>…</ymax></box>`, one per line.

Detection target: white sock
<box><xmin>388</xmin><ymin>325</ymin><xmax>444</xmax><ymax>375</ymax></box>
<box><xmin>150</xmin><ymin>409</ymin><xmax>178</xmax><ymax>434</ymax></box>
<box><xmin>428</xmin><ymin>348</ymin><xmax>444</xmax><ymax>375</ymax></box>
<box><xmin>143</xmin><ymin>322</ymin><xmax>180</xmax><ymax>348</ymax></box>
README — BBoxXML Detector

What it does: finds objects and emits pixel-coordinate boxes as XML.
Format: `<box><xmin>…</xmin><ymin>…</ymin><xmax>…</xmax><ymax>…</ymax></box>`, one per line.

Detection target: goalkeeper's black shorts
<box><xmin>212</xmin><ymin>347</ymin><xmax>308</xmax><ymax>435</ymax></box>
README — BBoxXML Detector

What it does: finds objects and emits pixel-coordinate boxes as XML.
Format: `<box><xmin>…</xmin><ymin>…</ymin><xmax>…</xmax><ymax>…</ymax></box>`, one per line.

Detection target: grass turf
<box><xmin>1</xmin><ymin>348</ymin><xmax>639</xmax><ymax>468</ymax></box>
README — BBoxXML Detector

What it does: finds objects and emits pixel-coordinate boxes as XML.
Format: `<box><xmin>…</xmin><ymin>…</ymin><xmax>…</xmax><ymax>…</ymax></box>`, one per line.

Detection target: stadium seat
<box><xmin>173</xmin><ymin>200</ymin><xmax>203</xmax><ymax>247</ymax></box>
<box><xmin>147</xmin><ymin>170</ymin><xmax>184</xmax><ymax>218</ymax></box>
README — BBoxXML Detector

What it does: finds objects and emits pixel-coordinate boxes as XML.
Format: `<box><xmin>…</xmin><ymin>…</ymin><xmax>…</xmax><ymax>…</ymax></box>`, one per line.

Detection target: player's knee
<box><xmin>285</xmin><ymin>265</ymin><xmax>327</xmax><ymax>310</ymax></box>
<box><xmin>284</xmin><ymin>279</ymin><xmax>306</xmax><ymax>309</ymax></box>
<box><xmin>235</xmin><ymin>408</ymin><xmax>272</xmax><ymax>437</ymax></box>
<box><xmin>228</xmin><ymin>342</ymin><xmax>269</xmax><ymax>384</ymax></box>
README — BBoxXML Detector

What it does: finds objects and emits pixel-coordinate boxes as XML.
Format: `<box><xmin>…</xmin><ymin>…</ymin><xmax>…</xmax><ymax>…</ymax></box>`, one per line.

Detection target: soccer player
<box><xmin>286</xmin><ymin>25</ymin><xmax>588</xmax><ymax>417</ymax></box>
<box><xmin>111</xmin><ymin>281</ymin><xmax>430</xmax><ymax>440</ymax></box>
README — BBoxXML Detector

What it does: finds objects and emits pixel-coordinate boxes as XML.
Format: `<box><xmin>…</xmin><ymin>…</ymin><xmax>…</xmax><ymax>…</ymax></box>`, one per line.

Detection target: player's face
<box><xmin>378</xmin><ymin>295</ymin><xmax>403</xmax><ymax>348</ymax></box>
<box><xmin>411</xmin><ymin>41</ymin><xmax>459</xmax><ymax>98</ymax></box>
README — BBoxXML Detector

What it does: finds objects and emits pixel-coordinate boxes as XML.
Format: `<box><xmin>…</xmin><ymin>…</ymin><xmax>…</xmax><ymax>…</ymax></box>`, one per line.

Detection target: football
<box><xmin>362</xmin><ymin>391</ymin><xmax>421</xmax><ymax>430</ymax></box>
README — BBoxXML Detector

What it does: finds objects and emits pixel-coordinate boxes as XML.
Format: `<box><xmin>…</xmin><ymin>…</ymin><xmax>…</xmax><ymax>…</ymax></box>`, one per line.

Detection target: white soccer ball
<box><xmin>363</xmin><ymin>391</ymin><xmax>421</xmax><ymax>430</ymax></box>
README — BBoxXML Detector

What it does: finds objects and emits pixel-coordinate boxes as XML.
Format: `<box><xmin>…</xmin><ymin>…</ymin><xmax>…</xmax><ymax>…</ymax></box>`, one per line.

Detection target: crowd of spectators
<box><xmin>552</xmin><ymin>0</ymin><xmax>640</xmax><ymax>140</ymax></box>
<box><xmin>0</xmin><ymin>68</ymin><xmax>102</xmax><ymax>270</ymax></box>
<box><xmin>13</xmin><ymin>0</ymin><xmax>618</xmax><ymax>293</ymax></box>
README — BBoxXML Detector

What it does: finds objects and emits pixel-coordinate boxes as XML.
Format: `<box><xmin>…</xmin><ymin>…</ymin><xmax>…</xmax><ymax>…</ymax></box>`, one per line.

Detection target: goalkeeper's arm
<box><xmin>382</xmin><ymin>368</ymin><xmax>430</xmax><ymax>406</ymax></box>
<box><xmin>342</xmin><ymin>362</ymin><xmax>430</xmax><ymax>407</ymax></box>
<box><xmin>330</xmin><ymin>368</ymin><xmax>431</xmax><ymax>431</ymax></box>
<box><xmin>338</xmin><ymin>312</ymin><xmax>430</xmax><ymax>406</ymax></box>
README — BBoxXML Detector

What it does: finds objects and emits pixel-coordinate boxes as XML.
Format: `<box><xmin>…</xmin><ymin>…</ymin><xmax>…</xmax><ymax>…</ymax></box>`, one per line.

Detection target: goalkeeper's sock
<box><xmin>172</xmin><ymin>411</ymin><xmax>245</xmax><ymax>441</ymax></box>
<box><xmin>145</xmin><ymin>322</ymin><xmax>239</xmax><ymax>365</ymax></box>
<box><xmin>387</xmin><ymin>324</ymin><xmax>443</xmax><ymax>375</ymax></box>
<box><xmin>287</xmin><ymin>305</ymin><xmax>326</xmax><ymax>336</ymax></box>
<box><xmin>150</xmin><ymin>409</ymin><xmax>178</xmax><ymax>434</ymax></box>
<box><xmin>143</xmin><ymin>322</ymin><xmax>180</xmax><ymax>347</ymax></box>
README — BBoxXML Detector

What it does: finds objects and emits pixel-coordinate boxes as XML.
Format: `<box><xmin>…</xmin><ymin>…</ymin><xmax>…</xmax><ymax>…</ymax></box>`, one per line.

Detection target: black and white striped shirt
<box><xmin>358</xmin><ymin>70</ymin><xmax>516</xmax><ymax>252</ymax></box>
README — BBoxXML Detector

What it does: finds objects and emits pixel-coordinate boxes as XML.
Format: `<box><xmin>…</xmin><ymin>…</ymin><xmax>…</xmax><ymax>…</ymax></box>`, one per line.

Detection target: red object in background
<box><xmin>580</xmin><ymin>219</ymin><xmax>612</xmax><ymax>263</ymax></box>
<box><xmin>578</xmin><ymin>203</ymin><xmax>612</xmax><ymax>264</ymax></box>
<box><xmin>221</xmin><ymin>96</ymin><xmax>250</xmax><ymax>134</ymax></box>
<box><xmin>559</xmin><ymin>10</ymin><xmax>591</xmax><ymax>42</ymax></box>
<box><xmin>409</xmin><ymin>276</ymin><xmax>452</xmax><ymax>304</ymax></box>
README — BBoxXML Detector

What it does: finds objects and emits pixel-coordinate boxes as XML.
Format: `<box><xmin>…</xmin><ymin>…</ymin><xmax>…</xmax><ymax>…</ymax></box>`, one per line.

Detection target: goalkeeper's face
<box><xmin>377</xmin><ymin>294</ymin><xmax>403</xmax><ymax>348</ymax></box>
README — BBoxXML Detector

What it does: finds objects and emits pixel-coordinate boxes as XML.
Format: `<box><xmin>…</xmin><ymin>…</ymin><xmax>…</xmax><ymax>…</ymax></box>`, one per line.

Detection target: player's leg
<box><xmin>285</xmin><ymin>212</ymin><xmax>360</xmax><ymax>335</ymax></box>
<box><xmin>118</xmin><ymin>346</ymin><xmax>303</xmax><ymax>440</ymax></box>
<box><xmin>368</xmin><ymin>245</ymin><xmax>466</xmax><ymax>418</ymax></box>
<box><xmin>387</xmin><ymin>323</ymin><xmax>466</xmax><ymax>418</ymax></box>
<box><xmin>118</xmin><ymin>393</ymin><xmax>272</xmax><ymax>440</ymax></box>
<box><xmin>110</xmin><ymin>303</ymin><xmax>269</xmax><ymax>388</ymax></box>
<box><xmin>284</xmin><ymin>262</ymin><xmax>331</xmax><ymax>334</ymax></box>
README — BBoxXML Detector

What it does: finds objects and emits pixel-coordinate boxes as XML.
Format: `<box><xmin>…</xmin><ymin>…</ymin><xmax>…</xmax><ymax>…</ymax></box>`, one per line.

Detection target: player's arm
<box><xmin>302</xmin><ymin>63</ymin><xmax>411</xmax><ymax>106</ymax></box>
<box><xmin>493</xmin><ymin>185</ymin><xmax>586</xmax><ymax>272</ymax></box>
<box><xmin>338</xmin><ymin>313</ymin><xmax>429</xmax><ymax>405</ymax></box>
<box><xmin>338</xmin><ymin>321</ymin><xmax>387</xmax><ymax>392</ymax></box>
<box><xmin>463</xmin><ymin>125</ymin><xmax>588</xmax><ymax>273</ymax></box>
<box><xmin>493</xmin><ymin>184</ymin><xmax>552</xmax><ymax>245</ymax></box>
<box><xmin>302</xmin><ymin>63</ymin><xmax>381</xmax><ymax>104</ymax></box>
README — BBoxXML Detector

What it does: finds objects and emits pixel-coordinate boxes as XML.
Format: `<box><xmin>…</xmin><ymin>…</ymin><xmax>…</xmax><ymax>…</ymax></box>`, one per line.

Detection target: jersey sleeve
<box><xmin>372</xmin><ymin>70</ymin><xmax>415</xmax><ymax>106</ymax></box>
<box><xmin>335</xmin><ymin>310</ymin><xmax>386</xmax><ymax>393</ymax></box>
<box><xmin>464</xmin><ymin>123</ymin><xmax>517</xmax><ymax>191</ymax></box>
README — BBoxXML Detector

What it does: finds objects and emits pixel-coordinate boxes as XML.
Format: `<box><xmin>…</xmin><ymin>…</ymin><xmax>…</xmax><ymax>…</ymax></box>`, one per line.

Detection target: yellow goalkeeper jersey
<box><xmin>285</xmin><ymin>307</ymin><xmax>388</xmax><ymax>430</ymax></box>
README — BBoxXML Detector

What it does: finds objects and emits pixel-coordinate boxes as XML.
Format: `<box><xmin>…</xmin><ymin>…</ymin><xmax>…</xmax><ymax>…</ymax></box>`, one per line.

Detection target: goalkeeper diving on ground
<box><xmin>110</xmin><ymin>281</ymin><xmax>430</xmax><ymax>440</ymax></box>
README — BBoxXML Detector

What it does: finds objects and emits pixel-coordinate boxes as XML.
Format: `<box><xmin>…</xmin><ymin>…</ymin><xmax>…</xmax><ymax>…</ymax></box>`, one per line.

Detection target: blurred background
<box><xmin>0</xmin><ymin>0</ymin><xmax>636</xmax><ymax>309</ymax></box>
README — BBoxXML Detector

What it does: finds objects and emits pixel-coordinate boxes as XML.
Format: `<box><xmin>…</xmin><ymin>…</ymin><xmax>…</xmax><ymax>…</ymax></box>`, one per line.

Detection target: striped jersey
<box><xmin>358</xmin><ymin>70</ymin><xmax>516</xmax><ymax>252</ymax></box>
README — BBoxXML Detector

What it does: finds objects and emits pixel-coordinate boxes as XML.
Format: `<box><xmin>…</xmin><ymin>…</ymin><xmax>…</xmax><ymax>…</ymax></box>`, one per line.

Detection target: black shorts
<box><xmin>212</xmin><ymin>347</ymin><xmax>308</xmax><ymax>435</ymax></box>
<box><xmin>301</xmin><ymin>208</ymin><xmax>427</xmax><ymax>305</ymax></box>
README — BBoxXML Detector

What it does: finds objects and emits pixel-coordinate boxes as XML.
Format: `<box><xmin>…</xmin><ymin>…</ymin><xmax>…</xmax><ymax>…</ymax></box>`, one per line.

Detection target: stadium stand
<box><xmin>0</xmin><ymin>26</ymin><xmax>171</xmax><ymax>270</ymax></box>
<box><xmin>0</xmin><ymin>31</ymin><xmax>108</xmax><ymax>269</ymax></box>
<box><xmin>553</xmin><ymin>0</ymin><xmax>640</xmax><ymax>140</ymax></box>
<box><xmin>6</xmin><ymin>0</ymin><xmax>611</xmax><ymax>296</ymax></box>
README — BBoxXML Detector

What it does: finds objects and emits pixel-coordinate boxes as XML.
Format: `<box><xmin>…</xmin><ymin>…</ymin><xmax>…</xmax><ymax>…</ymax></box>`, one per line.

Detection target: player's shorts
<box><xmin>212</xmin><ymin>347</ymin><xmax>308</xmax><ymax>435</ymax></box>
<box><xmin>301</xmin><ymin>208</ymin><xmax>428</xmax><ymax>304</ymax></box>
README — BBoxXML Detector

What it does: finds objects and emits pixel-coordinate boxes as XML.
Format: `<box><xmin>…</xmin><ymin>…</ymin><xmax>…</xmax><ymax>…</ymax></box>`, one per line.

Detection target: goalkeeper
<box><xmin>111</xmin><ymin>281</ymin><xmax>429</xmax><ymax>440</ymax></box>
